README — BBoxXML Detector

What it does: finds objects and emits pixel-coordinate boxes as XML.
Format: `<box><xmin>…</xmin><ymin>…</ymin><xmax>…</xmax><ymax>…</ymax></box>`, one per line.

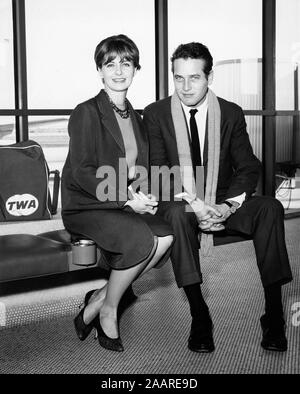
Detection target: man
<box><xmin>143</xmin><ymin>42</ymin><xmax>293</xmax><ymax>353</ymax></box>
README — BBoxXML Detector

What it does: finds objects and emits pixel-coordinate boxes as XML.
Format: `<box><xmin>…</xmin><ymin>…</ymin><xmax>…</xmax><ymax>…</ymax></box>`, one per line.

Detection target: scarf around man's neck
<box><xmin>171</xmin><ymin>88</ymin><xmax>221</xmax><ymax>256</ymax></box>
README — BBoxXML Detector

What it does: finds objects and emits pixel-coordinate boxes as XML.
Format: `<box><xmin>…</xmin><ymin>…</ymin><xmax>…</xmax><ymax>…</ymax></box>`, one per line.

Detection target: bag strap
<box><xmin>49</xmin><ymin>170</ymin><xmax>60</xmax><ymax>215</ymax></box>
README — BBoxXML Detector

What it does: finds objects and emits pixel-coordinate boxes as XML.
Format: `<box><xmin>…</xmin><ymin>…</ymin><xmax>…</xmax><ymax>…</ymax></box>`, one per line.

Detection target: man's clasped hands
<box><xmin>127</xmin><ymin>188</ymin><xmax>234</xmax><ymax>231</ymax></box>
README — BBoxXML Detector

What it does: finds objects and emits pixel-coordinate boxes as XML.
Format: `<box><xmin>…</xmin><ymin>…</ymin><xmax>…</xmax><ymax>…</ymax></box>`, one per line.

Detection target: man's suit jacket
<box><xmin>61</xmin><ymin>89</ymin><xmax>149</xmax><ymax>214</ymax></box>
<box><xmin>143</xmin><ymin>95</ymin><xmax>261</xmax><ymax>203</ymax></box>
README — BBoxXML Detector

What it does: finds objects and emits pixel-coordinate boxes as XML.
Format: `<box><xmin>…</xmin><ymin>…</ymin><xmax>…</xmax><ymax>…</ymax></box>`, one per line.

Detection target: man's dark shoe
<box><xmin>260</xmin><ymin>314</ymin><xmax>287</xmax><ymax>352</ymax></box>
<box><xmin>188</xmin><ymin>316</ymin><xmax>215</xmax><ymax>353</ymax></box>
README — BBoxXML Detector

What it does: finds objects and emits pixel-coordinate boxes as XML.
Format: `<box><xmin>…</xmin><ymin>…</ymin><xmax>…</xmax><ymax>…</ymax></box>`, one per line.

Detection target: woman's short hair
<box><xmin>171</xmin><ymin>42</ymin><xmax>213</xmax><ymax>77</ymax></box>
<box><xmin>94</xmin><ymin>34</ymin><xmax>141</xmax><ymax>70</ymax></box>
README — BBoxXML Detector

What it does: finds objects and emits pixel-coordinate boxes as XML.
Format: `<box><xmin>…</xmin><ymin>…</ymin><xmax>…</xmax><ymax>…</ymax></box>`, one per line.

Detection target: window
<box><xmin>275</xmin><ymin>0</ymin><xmax>300</xmax><ymax>210</ymax></box>
<box><xmin>0</xmin><ymin>0</ymin><xmax>14</xmax><ymax>109</ymax></box>
<box><xmin>28</xmin><ymin>116</ymin><xmax>69</xmax><ymax>173</ymax></box>
<box><xmin>25</xmin><ymin>0</ymin><xmax>155</xmax><ymax>110</ymax></box>
<box><xmin>245</xmin><ymin>115</ymin><xmax>262</xmax><ymax>161</ymax></box>
<box><xmin>0</xmin><ymin>116</ymin><xmax>15</xmax><ymax>144</ymax></box>
<box><xmin>276</xmin><ymin>0</ymin><xmax>300</xmax><ymax>110</ymax></box>
<box><xmin>1</xmin><ymin>0</ymin><xmax>299</xmax><ymax>207</ymax></box>
<box><xmin>275</xmin><ymin>114</ymin><xmax>300</xmax><ymax>209</ymax></box>
<box><xmin>168</xmin><ymin>0</ymin><xmax>262</xmax><ymax>110</ymax></box>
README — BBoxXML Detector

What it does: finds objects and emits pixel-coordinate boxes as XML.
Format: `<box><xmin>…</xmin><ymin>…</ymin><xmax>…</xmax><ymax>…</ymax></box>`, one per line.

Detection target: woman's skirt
<box><xmin>62</xmin><ymin>207</ymin><xmax>174</xmax><ymax>270</ymax></box>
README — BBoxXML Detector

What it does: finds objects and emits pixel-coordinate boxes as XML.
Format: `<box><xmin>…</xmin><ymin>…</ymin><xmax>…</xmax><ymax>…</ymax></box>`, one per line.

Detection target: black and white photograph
<box><xmin>0</xmin><ymin>0</ymin><xmax>299</xmax><ymax>380</ymax></box>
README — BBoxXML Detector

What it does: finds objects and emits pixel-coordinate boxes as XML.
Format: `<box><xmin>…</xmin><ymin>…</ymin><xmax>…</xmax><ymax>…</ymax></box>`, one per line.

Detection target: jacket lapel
<box><xmin>95</xmin><ymin>90</ymin><xmax>125</xmax><ymax>153</ymax></box>
<box><xmin>168</xmin><ymin>101</ymin><xmax>184</xmax><ymax>167</ymax></box>
<box><xmin>203</xmin><ymin>114</ymin><xmax>208</xmax><ymax>167</ymax></box>
<box><xmin>127</xmin><ymin>103</ymin><xmax>148</xmax><ymax>169</ymax></box>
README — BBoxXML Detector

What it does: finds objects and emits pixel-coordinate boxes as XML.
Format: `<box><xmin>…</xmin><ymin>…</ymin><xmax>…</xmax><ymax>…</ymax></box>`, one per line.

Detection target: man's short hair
<box><xmin>94</xmin><ymin>34</ymin><xmax>141</xmax><ymax>71</ymax></box>
<box><xmin>170</xmin><ymin>42</ymin><xmax>213</xmax><ymax>77</ymax></box>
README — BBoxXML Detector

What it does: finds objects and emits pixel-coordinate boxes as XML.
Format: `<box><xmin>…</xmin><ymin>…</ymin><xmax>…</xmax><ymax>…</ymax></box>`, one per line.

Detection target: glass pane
<box><xmin>28</xmin><ymin>116</ymin><xmax>69</xmax><ymax>174</ymax></box>
<box><xmin>0</xmin><ymin>0</ymin><xmax>14</xmax><ymax>108</ymax></box>
<box><xmin>168</xmin><ymin>0</ymin><xmax>262</xmax><ymax>110</ymax></box>
<box><xmin>29</xmin><ymin>115</ymin><xmax>69</xmax><ymax>210</ymax></box>
<box><xmin>213</xmin><ymin>60</ymin><xmax>262</xmax><ymax>111</ymax></box>
<box><xmin>276</xmin><ymin>116</ymin><xmax>296</xmax><ymax>164</ymax></box>
<box><xmin>25</xmin><ymin>0</ymin><xmax>155</xmax><ymax>110</ymax></box>
<box><xmin>275</xmin><ymin>116</ymin><xmax>300</xmax><ymax>210</ymax></box>
<box><xmin>245</xmin><ymin>115</ymin><xmax>262</xmax><ymax>161</ymax></box>
<box><xmin>276</xmin><ymin>0</ymin><xmax>300</xmax><ymax>110</ymax></box>
<box><xmin>0</xmin><ymin>116</ymin><xmax>15</xmax><ymax>144</ymax></box>
<box><xmin>244</xmin><ymin>115</ymin><xmax>263</xmax><ymax>196</ymax></box>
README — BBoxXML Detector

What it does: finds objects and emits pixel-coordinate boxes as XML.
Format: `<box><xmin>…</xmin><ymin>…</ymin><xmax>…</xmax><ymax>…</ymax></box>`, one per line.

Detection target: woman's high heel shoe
<box><xmin>94</xmin><ymin>316</ymin><xmax>124</xmax><ymax>352</ymax></box>
<box><xmin>83</xmin><ymin>289</ymin><xmax>97</xmax><ymax>307</ymax></box>
<box><xmin>73</xmin><ymin>289</ymin><xmax>97</xmax><ymax>341</ymax></box>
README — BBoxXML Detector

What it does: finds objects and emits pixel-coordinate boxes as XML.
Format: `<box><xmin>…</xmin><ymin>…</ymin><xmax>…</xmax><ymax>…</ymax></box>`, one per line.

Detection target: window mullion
<box><xmin>12</xmin><ymin>0</ymin><xmax>28</xmax><ymax>142</ymax></box>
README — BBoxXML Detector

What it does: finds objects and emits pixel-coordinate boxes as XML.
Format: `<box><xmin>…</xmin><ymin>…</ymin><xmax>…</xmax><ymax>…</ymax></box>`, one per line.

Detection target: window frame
<box><xmin>1</xmin><ymin>0</ymin><xmax>300</xmax><ymax>198</ymax></box>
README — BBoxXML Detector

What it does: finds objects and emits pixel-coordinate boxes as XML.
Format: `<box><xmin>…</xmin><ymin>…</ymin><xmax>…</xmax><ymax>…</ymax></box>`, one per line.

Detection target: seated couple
<box><xmin>61</xmin><ymin>34</ymin><xmax>293</xmax><ymax>353</ymax></box>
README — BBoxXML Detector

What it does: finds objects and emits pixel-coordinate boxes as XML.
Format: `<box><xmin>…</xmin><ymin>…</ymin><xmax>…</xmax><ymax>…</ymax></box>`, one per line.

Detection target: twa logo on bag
<box><xmin>0</xmin><ymin>140</ymin><xmax>60</xmax><ymax>222</ymax></box>
<box><xmin>5</xmin><ymin>194</ymin><xmax>39</xmax><ymax>217</ymax></box>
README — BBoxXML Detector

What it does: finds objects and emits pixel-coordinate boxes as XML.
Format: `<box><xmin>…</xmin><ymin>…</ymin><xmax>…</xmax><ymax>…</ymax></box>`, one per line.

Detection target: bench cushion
<box><xmin>0</xmin><ymin>234</ymin><xmax>69</xmax><ymax>282</ymax></box>
<box><xmin>0</xmin><ymin>228</ymin><xmax>253</xmax><ymax>283</ymax></box>
<box><xmin>38</xmin><ymin>229</ymin><xmax>72</xmax><ymax>245</ymax></box>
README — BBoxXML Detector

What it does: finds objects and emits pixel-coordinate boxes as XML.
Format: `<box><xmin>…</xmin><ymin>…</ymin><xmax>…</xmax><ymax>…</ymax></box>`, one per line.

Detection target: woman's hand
<box><xmin>125</xmin><ymin>192</ymin><xmax>158</xmax><ymax>215</ymax></box>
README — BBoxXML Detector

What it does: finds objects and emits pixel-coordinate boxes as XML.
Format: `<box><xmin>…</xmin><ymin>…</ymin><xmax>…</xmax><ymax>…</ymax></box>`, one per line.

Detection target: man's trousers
<box><xmin>157</xmin><ymin>196</ymin><xmax>293</xmax><ymax>288</ymax></box>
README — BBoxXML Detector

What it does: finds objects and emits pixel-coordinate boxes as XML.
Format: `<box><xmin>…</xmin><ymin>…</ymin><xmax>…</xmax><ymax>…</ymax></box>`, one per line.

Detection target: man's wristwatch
<box><xmin>223</xmin><ymin>200</ymin><xmax>240</xmax><ymax>213</ymax></box>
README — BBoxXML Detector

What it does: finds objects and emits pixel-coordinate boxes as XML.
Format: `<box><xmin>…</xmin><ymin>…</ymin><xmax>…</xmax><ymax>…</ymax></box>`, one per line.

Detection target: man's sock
<box><xmin>263</xmin><ymin>283</ymin><xmax>284</xmax><ymax>324</ymax></box>
<box><xmin>183</xmin><ymin>283</ymin><xmax>211</xmax><ymax>323</ymax></box>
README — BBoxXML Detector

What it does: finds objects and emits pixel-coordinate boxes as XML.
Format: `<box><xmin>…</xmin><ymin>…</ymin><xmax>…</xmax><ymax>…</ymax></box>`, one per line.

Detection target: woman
<box><xmin>61</xmin><ymin>34</ymin><xmax>174</xmax><ymax>352</ymax></box>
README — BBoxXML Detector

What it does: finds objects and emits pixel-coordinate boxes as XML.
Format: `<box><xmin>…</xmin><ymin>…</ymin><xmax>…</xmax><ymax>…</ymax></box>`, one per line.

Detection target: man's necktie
<box><xmin>189</xmin><ymin>109</ymin><xmax>202</xmax><ymax>177</ymax></box>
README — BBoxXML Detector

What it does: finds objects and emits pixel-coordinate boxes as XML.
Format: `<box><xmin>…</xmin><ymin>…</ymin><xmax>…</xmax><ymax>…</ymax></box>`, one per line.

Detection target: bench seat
<box><xmin>0</xmin><ymin>224</ymin><xmax>252</xmax><ymax>283</ymax></box>
<box><xmin>0</xmin><ymin>234</ymin><xmax>70</xmax><ymax>282</ymax></box>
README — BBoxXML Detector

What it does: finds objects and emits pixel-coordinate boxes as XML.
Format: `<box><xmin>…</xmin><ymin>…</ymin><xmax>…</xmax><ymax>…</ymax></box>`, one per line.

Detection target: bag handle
<box><xmin>49</xmin><ymin>170</ymin><xmax>60</xmax><ymax>215</ymax></box>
